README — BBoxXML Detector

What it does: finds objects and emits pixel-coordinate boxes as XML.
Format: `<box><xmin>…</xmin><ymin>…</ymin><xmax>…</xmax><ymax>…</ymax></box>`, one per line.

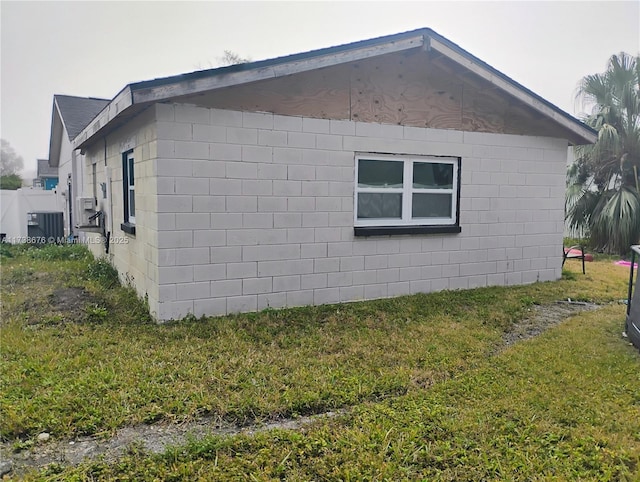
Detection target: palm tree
<box><xmin>566</xmin><ymin>52</ymin><xmax>640</xmax><ymax>254</ymax></box>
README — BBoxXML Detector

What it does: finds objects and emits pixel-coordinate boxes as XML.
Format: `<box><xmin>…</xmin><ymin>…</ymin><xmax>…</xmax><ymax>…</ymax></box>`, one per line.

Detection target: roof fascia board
<box><xmin>48</xmin><ymin>100</ymin><xmax>64</xmax><ymax>167</ymax></box>
<box><xmin>73</xmin><ymin>28</ymin><xmax>596</xmax><ymax>149</ymax></box>
<box><xmin>130</xmin><ymin>34</ymin><xmax>425</xmax><ymax>104</ymax></box>
<box><xmin>53</xmin><ymin>96</ymin><xmax>71</xmax><ymax>138</ymax></box>
<box><xmin>73</xmin><ymin>86</ymin><xmax>133</xmax><ymax>150</ymax></box>
<box><xmin>428</xmin><ymin>36</ymin><xmax>597</xmax><ymax>144</ymax></box>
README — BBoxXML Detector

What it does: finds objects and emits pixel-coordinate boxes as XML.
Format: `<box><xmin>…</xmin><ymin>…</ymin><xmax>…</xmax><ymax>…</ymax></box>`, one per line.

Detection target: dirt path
<box><xmin>501</xmin><ymin>300</ymin><xmax>600</xmax><ymax>348</ymax></box>
<box><xmin>0</xmin><ymin>301</ymin><xmax>602</xmax><ymax>478</ymax></box>
<box><xmin>1</xmin><ymin>412</ymin><xmax>345</xmax><ymax>478</ymax></box>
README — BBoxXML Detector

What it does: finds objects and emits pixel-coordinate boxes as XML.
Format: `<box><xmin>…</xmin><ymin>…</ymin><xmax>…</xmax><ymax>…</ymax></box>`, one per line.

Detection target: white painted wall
<box><xmin>52</xmin><ymin>130</ymin><xmax>73</xmax><ymax>235</ymax></box>
<box><xmin>52</xmin><ymin>128</ymin><xmax>92</xmax><ymax>237</ymax></box>
<box><xmin>0</xmin><ymin>188</ymin><xmax>64</xmax><ymax>241</ymax></box>
<box><xmin>149</xmin><ymin>104</ymin><xmax>568</xmax><ymax>321</ymax></box>
<box><xmin>81</xmin><ymin>108</ymin><xmax>159</xmax><ymax>310</ymax></box>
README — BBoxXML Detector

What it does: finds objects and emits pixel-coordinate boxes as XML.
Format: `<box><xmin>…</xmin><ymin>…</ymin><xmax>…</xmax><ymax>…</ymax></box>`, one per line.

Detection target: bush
<box><xmin>0</xmin><ymin>174</ymin><xmax>22</xmax><ymax>190</ymax></box>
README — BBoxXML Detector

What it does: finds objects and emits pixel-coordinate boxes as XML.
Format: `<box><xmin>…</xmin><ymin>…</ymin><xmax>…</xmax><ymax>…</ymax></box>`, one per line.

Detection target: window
<box><xmin>92</xmin><ymin>163</ymin><xmax>97</xmax><ymax>202</ymax></box>
<box><xmin>354</xmin><ymin>154</ymin><xmax>461</xmax><ymax>236</ymax></box>
<box><xmin>121</xmin><ymin>150</ymin><xmax>135</xmax><ymax>235</ymax></box>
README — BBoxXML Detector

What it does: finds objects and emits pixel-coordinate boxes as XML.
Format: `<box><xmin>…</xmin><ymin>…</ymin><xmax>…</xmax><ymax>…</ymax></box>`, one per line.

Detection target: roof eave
<box><xmin>130</xmin><ymin>33</ymin><xmax>426</xmax><ymax>104</ymax></box>
<box><xmin>47</xmin><ymin>100</ymin><xmax>64</xmax><ymax>167</ymax></box>
<box><xmin>73</xmin><ymin>86</ymin><xmax>133</xmax><ymax>151</ymax></box>
<box><xmin>72</xmin><ymin>27</ymin><xmax>597</xmax><ymax>149</ymax></box>
<box><xmin>425</xmin><ymin>33</ymin><xmax>597</xmax><ymax>145</ymax></box>
<box><xmin>74</xmin><ymin>32</ymin><xmax>426</xmax><ymax>151</ymax></box>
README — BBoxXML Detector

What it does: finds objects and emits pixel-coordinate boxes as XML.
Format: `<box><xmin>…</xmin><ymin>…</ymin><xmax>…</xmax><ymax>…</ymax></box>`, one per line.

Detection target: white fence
<box><xmin>0</xmin><ymin>189</ymin><xmax>64</xmax><ymax>242</ymax></box>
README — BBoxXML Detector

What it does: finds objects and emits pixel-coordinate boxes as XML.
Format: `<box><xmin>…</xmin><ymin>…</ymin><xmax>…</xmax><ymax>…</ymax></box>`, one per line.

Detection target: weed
<box><xmin>0</xmin><ymin>243</ymin><xmax>14</xmax><ymax>259</ymax></box>
<box><xmin>86</xmin><ymin>257</ymin><xmax>120</xmax><ymax>289</ymax></box>
<box><xmin>519</xmin><ymin>295</ymin><xmax>537</xmax><ymax>306</ymax></box>
<box><xmin>3</xmin><ymin>265</ymin><xmax>35</xmax><ymax>284</ymax></box>
<box><xmin>111</xmin><ymin>287</ymin><xmax>153</xmax><ymax>324</ymax></box>
<box><xmin>41</xmin><ymin>313</ymin><xmax>65</xmax><ymax>325</ymax></box>
<box><xmin>41</xmin><ymin>463</ymin><xmax>65</xmax><ymax>476</ymax></box>
<box><xmin>85</xmin><ymin>304</ymin><xmax>109</xmax><ymax>323</ymax></box>
<box><xmin>25</xmin><ymin>244</ymin><xmax>90</xmax><ymax>261</ymax></box>
<box><xmin>11</xmin><ymin>438</ymin><xmax>34</xmax><ymax>452</ymax></box>
<box><xmin>0</xmin><ymin>243</ymin><xmax>32</xmax><ymax>262</ymax></box>
<box><xmin>181</xmin><ymin>313</ymin><xmax>200</xmax><ymax>323</ymax></box>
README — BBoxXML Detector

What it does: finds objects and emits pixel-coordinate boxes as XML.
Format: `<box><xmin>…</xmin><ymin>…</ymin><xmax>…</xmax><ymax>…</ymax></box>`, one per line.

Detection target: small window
<box><xmin>354</xmin><ymin>154</ymin><xmax>461</xmax><ymax>235</ymax></box>
<box><xmin>92</xmin><ymin>163</ymin><xmax>97</xmax><ymax>202</ymax></box>
<box><xmin>121</xmin><ymin>150</ymin><xmax>136</xmax><ymax>235</ymax></box>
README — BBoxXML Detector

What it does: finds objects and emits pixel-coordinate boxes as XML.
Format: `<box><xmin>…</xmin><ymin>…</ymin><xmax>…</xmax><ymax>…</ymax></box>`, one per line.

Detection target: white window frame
<box><xmin>354</xmin><ymin>153</ymin><xmax>459</xmax><ymax>228</ymax></box>
<box><xmin>124</xmin><ymin>151</ymin><xmax>135</xmax><ymax>225</ymax></box>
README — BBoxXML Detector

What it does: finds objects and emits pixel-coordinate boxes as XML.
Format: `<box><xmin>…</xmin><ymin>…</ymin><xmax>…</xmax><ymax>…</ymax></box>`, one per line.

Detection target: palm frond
<box><xmin>590</xmin><ymin>187</ymin><xmax>640</xmax><ymax>254</ymax></box>
<box><xmin>566</xmin><ymin>188</ymin><xmax>600</xmax><ymax>235</ymax></box>
<box><xmin>570</xmin><ymin>52</ymin><xmax>640</xmax><ymax>254</ymax></box>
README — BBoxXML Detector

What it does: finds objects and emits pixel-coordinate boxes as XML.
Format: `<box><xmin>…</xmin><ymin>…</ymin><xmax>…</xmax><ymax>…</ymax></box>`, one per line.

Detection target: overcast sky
<box><xmin>1</xmin><ymin>1</ymin><xmax>639</xmax><ymax>176</ymax></box>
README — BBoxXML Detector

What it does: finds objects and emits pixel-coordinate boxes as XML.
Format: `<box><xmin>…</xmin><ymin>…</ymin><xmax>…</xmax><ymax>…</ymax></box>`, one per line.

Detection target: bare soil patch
<box><xmin>20</xmin><ymin>287</ymin><xmax>97</xmax><ymax>326</ymax></box>
<box><xmin>48</xmin><ymin>288</ymin><xmax>92</xmax><ymax>313</ymax></box>
<box><xmin>501</xmin><ymin>301</ymin><xmax>600</xmax><ymax>348</ymax></box>
<box><xmin>1</xmin><ymin>412</ymin><xmax>344</xmax><ymax>478</ymax></box>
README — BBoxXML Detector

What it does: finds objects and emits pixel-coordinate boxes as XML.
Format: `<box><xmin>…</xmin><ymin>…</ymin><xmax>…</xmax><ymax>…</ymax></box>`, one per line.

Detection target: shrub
<box><xmin>0</xmin><ymin>174</ymin><xmax>22</xmax><ymax>190</ymax></box>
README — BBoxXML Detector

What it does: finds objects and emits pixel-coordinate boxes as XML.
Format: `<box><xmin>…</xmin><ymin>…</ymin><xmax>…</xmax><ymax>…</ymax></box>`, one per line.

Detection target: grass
<box><xmin>68</xmin><ymin>306</ymin><xmax>638</xmax><ymax>481</ymax></box>
<box><xmin>1</xmin><ymin>244</ymin><xmax>639</xmax><ymax>480</ymax></box>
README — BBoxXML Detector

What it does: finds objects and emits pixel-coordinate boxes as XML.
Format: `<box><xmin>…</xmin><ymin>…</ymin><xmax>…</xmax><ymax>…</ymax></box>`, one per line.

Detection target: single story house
<box><xmin>47</xmin><ymin>94</ymin><xmax>110</xmax><ymax>236</ymax></box>
<box><xmin>72</xmin><ymin>28</ymin><xmax>596</xmax><ymax>321</ymax></box>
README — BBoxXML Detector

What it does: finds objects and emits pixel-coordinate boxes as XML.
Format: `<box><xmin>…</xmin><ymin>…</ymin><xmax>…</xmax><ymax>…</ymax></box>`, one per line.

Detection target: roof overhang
<box><xmin>73</xmin><ymin>28</ymin><xmax>597</xmax><ymax>151</ymax></box>
<box><xmin>425</xmin><ymin>35</ymin><xmax>597</xmax><ymax>145</ymax></box>
<box><xmin>130</xmin><ymin>34</ymin><xmax>425</xmax><ymax>104</ymax></box>
<box><xmin>48</xmin><ymin>99</ymin><xmax>65</xmax><ymax>167</ymax></box>
<box><xmin>72</xmin><ymin>86</ymin><xmax>134</xmax><ymax>150</ymax></box>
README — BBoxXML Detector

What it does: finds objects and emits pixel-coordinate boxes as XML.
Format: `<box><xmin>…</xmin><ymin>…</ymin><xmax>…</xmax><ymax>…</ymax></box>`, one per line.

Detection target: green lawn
<box><xmin>1</xmin><ymin>244</ymin><xmax>639</xmax><ymax>480</ymax></box>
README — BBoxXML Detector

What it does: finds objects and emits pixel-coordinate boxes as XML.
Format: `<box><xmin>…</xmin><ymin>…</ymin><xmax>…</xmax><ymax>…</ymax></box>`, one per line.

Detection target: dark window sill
<box><xmin>121</xmin><ymin>222</ymin><xmax>136</xmax><ymax>235</ymax></box>
<box><xmin>354</xmin><ymin>225</ymin><xmax>462</xmax><ymax>236</ymax></box>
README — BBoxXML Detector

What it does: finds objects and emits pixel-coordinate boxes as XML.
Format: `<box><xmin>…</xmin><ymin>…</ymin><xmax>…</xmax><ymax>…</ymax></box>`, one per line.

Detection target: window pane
<box><xmin>412</xmin><ymin>193</ymin><xmax>452</xmax><ymax>218</ymax></box>
<box><xmin>128</xmin><ymin>157</ymin><xmax>135</xmax><ymax>186</ymax></box>
<box><xmin>413</xmin><ymin>162</ymin><xmax>453</xmax><ymax>189</ymax></box>
<box><xmin>358</xmin><ymin>193</ymin><xmax>402</xmax><ymax>219</ymax></box>
<box><xmin>129</xmin><ymin>189</ymin><xmax>135</xmax><ymax>217</ymax></box>
<box><xmin>358</xmin><ymin>160</ymin><xmax>403</xmax><ymax>188</ymax></box>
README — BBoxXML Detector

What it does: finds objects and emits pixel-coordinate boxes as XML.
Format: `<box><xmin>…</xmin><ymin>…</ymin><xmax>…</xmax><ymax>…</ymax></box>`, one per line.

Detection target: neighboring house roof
<box><xmin>73</xmin><ymin>28</ymin><xmax>597</xmax><ymax>150</ymax></box>
<box><xmin>36</xmin><ymin>159</ymin><xmax>58</xmax><ymax>177</ymax></box>
<box><xmin>55</xmin><ymin>95</ymin><xmax>111</xmax><ymax>140</ymax></box>
<box><xmin>48</xmin><ymin>95</ymin><xmax>110</xmax><ymax>167</ymax></box>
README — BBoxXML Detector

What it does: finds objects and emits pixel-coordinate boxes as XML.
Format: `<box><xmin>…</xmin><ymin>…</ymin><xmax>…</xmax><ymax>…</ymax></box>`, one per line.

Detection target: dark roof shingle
<box><xmin>54</xmin><ymin>95</ymin><xmax>110</xmax><ymax>140</ymax></box>
<box><xmin>37</xmin><ymin>159</ymin><xmax>57</xmax><ymax>177</ymax></box>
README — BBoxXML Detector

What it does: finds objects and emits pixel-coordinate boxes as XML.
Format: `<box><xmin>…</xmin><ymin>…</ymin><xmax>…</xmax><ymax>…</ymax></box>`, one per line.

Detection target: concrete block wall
<box><xmin>152</xmin><ymin>104</ymin><xmax>568</xmax><ymax>321</ymax></box>
<box><xmin>83</xmin><ymin>108</ymin><xmax>160</xmax><ymax>310</ymax></box>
